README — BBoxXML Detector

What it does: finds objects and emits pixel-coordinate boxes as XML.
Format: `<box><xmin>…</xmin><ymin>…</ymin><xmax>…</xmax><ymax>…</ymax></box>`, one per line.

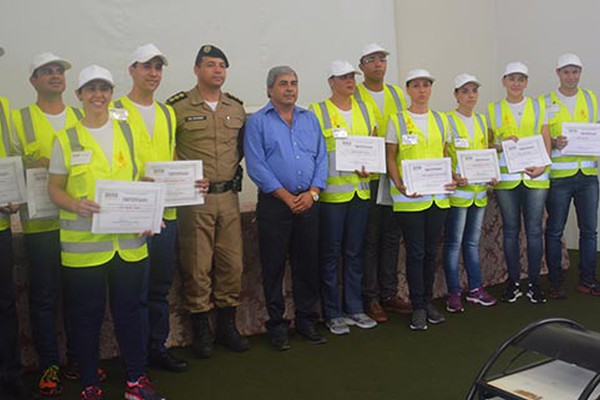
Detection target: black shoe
<box><xmin>526</xmin><ymin>282</ymin><xmax>547</xmax><ymax>304</ymax></box>
<box><xmin>270</xmin><ymin>333</ymin><xmax>291</xmax><ymax>351</ymax></box>
<box><xmin>296</xmin><ymin>324</ymin><xmax>328</xmax><ymax>345</ymax></box>
<box><xmin>215</xmin><ymin>307</ymin><xmax>250</xmax><ymax>352</ymax></box>
<box><xmin>149</xmin><ymin>349</ymin><xmax>189</xmax><ymax>373</ymax></box>
<box><xmin>1</xmin><ymin>378</ymin><xmax>40</xmax><ymax>400</ymax></box>
<box><xmin>426</xmin><ymin>303</ymin><xmax>446</xmax><ymax>324</ymax></box>
<box><xmin>191</xmin><ymin>312</ymin><xmax>214</xmax><ymax>359</ymax></box>
<box><xmin>501</xmin><ymin>281</ymin><xmax>522</xmax><ymax>303</ymax></box>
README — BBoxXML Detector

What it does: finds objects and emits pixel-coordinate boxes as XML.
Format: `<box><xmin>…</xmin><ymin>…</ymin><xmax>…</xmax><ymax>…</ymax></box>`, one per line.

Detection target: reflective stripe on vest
<box><xmin>452</xmin><ymin>189</ymin><xmax>487</xmax><ymax>200</ymax></box>
<box><xmin>493</xmin><ymin>100</ymin><xmax>541</xmax><ymax>133</ymax></box>
<box><xmin>19</xmin><ymin>107</ymin><xmax>36</xmax><ymax>144</ymax></box>
<box><xmin>551</xmin><ymin>160</ymin><xmax>597</xmax><ymax>170</ymax></box>
<box><xmin>72</xmin><ymin>108</ymin><xmax>83</xmax><ymax>120</ymax></box>
<box><xmin>61</xmin><ymin>217</ymin><xmax>92</xmax><ymax>232</ymax></box>
<box><xmin>115</xmin><ymin>99</ymin><xmax>173</xmax><ymax>154</ymax></box>
<box><xmin>318</xmin><ymin>101</ymin><xmax>371</xmax><ymax>133</ymax></box>
<box><xmin>583</xmin><ymin>90</ymin><xmax>595</xmax><ymax>123</ymax></box>
<box><xmin>398</xmin><ymin>111</ymin><xmax>445</xmax><ymax>142</ymax></box>
<box><xmin>386</xmin><ymin>84</ymin><xmax>403</xmax><ymax>111</ymax></box>
<box><xmin>0</xmin><ymin>102</ymin><xmax>10</xmax><ymax>154</ymax></box>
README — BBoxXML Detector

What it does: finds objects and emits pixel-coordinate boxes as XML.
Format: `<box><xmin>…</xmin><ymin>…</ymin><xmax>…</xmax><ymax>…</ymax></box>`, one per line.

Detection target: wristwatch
<box><xmin>310</xmin><ymin>190</ymin><xmax>320</xmax><ymax>202</ymax></box>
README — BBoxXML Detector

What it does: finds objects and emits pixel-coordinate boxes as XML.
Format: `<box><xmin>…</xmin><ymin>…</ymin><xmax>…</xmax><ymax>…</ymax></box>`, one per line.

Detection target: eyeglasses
<box><xmin>362</xmin><ymin>56</ymin><xmax>387</xmax><ymax>65</ymax></box>
<box><xmin>36</xmin><ymin>66</ymin><xmax>65</xmax><ymax>77</ymax></box>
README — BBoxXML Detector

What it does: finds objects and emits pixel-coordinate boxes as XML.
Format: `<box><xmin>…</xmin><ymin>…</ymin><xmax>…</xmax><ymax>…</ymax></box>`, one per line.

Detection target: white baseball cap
<box><xmin>77</xmin><ymin>65</ymin><xmax>115</xmax><ymax>90</ymax></box>
<box><xmin>329</xmin><ymin>60</ymin><xmax>361</xmax><ymax>78</ymax></box>
<box><xmin>405</xmin><ymin>69</ymin><xmax>435</xmax><ymax>84</ymax></box>
<box><xmin>130</xmin><ymin>43</ymin><xmax>169</xmax><ymax>67</ymax></box>
<box><xmin>454</xmin><ymin>73</ymin><xmax>481</xmax><ymax>89</ymax></box>
<box><xmin>360</xmin><ymin>43</ymin><xmax>390</xmax><ymax>59</ymax></box>
<box><xmin>503</xmin><ymin>62</ymin><xmax>528</xmax><ymax>77</ymax></box>
<box><xmin>30</xmin><ymin>52</ymin><xmax>72</xmax><ymax>77</ymax></box>
<box><xmin>556</xmin><ymin>53</ymin><xmax>583</xmax><ymax>69</ymax></box>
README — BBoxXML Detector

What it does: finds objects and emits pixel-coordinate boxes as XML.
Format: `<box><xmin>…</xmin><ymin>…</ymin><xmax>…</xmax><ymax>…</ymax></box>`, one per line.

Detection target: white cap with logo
<box><xmin>454</xmin><ymin>73</ymin><xmax>481</xmax><ymax>89</ymax></box>
<box><xmin>77</xmin><ymin>65</ymin><xmax>115</xmax><ymax>90</ymax></box>
<box><xmin>130</xmin><ymin>43</ymin><xmax>169</xmax><ymax>67</ymax></box>
<box><xmin>30</xmin><ymin>52</ymin><xmax>72</xmax><ymax>77</ymax></box>
<box><xmin>556</xmin><ymin>53</ymin><xmax>582</xmax><ymax>69</ymax></box>
<box><xmin>405</xmin><ymin>69</ymin><xmax>435</xmax><ymax>84</ymax></box>
<box><xmin>360</xmin><ymin>43</ymin><xmax>390</xmax><ymax>59</ymax></box>
<box><xmin>329</xmin><ymin>60</ymin><xmax>361</xmax><ymax>78</ymax></box>
<box><xmin>503</xmin><ymin>62</ymin><xmax>528</xmax><ymax>77</ymax></box>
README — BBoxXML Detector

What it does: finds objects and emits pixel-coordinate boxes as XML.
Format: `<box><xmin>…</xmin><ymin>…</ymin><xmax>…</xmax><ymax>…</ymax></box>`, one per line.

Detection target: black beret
<box><xmin>195</xmin><ymin>44</ymin><xmax>229</xmax><ymax>68</ymax></box>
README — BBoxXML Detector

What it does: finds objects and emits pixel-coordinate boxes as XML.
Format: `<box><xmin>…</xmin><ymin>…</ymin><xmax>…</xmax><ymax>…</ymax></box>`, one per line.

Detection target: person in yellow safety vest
<box><xmin>355</xmin><ymin>43</ymin><xmax>410</xmax><ymax>323</ymax></box>
<box><xmin>114</xmin><ymin>43</ymin><xmax>194</xmax><ymax>373</ymax></box>
<box><xmin>442</xmin><ymin>74</ymin><xmax>498</xmax><ymax>314</ymax></box>
<box><xmin>385</xmin><ymin>69</ymin><xmax>456</xmax><ymax>331</ymax></box>
<box><xmin>309</xmin><ymin>60</ymin><xmax>378</xmax><ymax>336</ymax></box>
<box><xmin>10</xmin><ymin>51</ymin><xmax>84</xmax><ymax>396</ymax></box>
<box><xmin>487</xmin><ymin>61</ymin><xmax>551</xmax><ymax>305</ymax></box>
<box><xmin>542</xmin><ymin>53</ymin><xmax>600</xmax><ymax>299</ymax></box>
<box><xmin>47</xmin><ymin>65</ymin><xmax>165</xmax><ymax>400</ymax></box>
<box><xmin>0</xmin><ymin>47</ymin><xmax>38</xmax><ymax>400</ymax></box>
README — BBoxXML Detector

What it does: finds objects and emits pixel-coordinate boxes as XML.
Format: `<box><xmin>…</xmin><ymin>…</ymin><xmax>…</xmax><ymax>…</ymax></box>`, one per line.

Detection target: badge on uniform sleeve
<box><xmin>454</xmin><ymin>138</ymin><xmax>469</xmax><ymax>148</ymax></box>
<box><xmin>332</xmin><ymin>128</ymin><xmax>348</xmax><ymax>138</ymax></box>
<box><xmin>402</xmin><ymin>134</ymin><xmax>418</xmax><ymax>145</ymax></box>
<box><xmin>71</xmin><ymin>150</ymin><xmax>92</xmax><ymax>166</ymax></box>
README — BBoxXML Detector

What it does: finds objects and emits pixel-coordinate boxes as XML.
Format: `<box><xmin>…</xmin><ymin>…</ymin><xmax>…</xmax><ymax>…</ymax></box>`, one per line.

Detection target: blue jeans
<box><xmin>143</xmin><ymin>219</ymin><xmax>177</xmax><ymax>354</ymax></box>
<box><xmin>24</xmin><ymin>230</ymin><xmax>61</xmax><ymax>369</ymax></box>
<box><xmin>443</xmin><ymin>205</ymin><xmax>486</xmax><ymax>293</ymax></box>
<box><xmin>546</xmin><ymin>172</ymin><xmax>599</xmax><ymax>285</ymax></box>
<box><xmin>319</xmin><ymin>195</ymin><xmax>370</xmax><ymax>319</ymax></box>
<box><xmin>495</xmin><ymin>184</ymin><xmax>548</xmax><ymax>284</ymax></box>
<box><xmin>0</xmin><ymin>228</ymin><xmax>22</xmax><ymax>380</ymax></box>
<box><xmin>62</xmin><ymin>255</ymin><xmax>148</xmax><ymax>387</ymax></box>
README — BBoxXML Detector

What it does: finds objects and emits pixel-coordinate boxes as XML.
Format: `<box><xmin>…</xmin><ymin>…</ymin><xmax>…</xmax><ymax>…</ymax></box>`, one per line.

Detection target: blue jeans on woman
<box><xmin>495</xmin><ymin>184</ymin><xmax>548</xmax><ymax>284</ymax></box>
<box><xmin>319</xmin><ymin>195</ymin><xmax>370</xmax><ymax>320</ymax></box>
<box><xmin>443</xmin><ymin>205</ymin><xmax>486</xmax><ymax>293</ymax></box>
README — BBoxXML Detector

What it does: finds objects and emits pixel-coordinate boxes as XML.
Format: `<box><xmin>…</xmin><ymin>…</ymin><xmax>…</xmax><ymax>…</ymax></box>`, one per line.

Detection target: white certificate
<box><xmin>0</xmin><ymin>156</ymin><xmax>27</xmax><ymax>205</ymax></box>
<box><xmin>401</xmin><ymin>158</ymin><xmax>453</xmax><ymax>196</ymax></box>
<box><xmin>456</xmin><ymin>149</ymin><xmax>501</xmax><ymax>184</ymax></box>
<box><xmin>145</xmin><ymin>160</ymin><xmax>204</xmax><ymax>207</ymax></box>
<box><xmin>26</xmin><ymin>168</ymin><xmax>59</xmax><ymax>219</ymax></box>
<box><xmin>501</xmin><ymin>135</ymin><xmax>552</xmax><ymax>173</ymax></box>
<box><xmin>335</xmin><ymin>136</ymin><xmax>386</xmax><ymax>173</ymax></box>
<box><xmin>91</xmin><ymin>180</ymin><xmax>166</xmax><ymax>234</ymax></box>
<box><xmin>561</xmin><ymin>122</ymin><xmax>600</xmax><ymax>156</ymax></box>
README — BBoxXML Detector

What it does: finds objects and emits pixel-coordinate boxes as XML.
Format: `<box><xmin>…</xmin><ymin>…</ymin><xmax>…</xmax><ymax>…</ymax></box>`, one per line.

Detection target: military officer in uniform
<box><xmin>167</xmin><ymin>45</ymin><xmax>248</xmax><ymax>358</ymax></box>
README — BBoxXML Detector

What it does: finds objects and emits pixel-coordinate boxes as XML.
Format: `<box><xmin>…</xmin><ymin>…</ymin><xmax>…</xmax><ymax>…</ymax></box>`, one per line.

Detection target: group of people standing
<box><xmin>0</xmin><ymin>40</ymin><xmax>598</xmax><ymax>400</ymax></box>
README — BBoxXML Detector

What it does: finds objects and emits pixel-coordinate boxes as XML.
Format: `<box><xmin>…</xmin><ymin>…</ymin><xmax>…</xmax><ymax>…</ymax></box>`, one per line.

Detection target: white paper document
<box><xmin>401</xmin><ymin>158</ymin><xmax>453</xmax><ymax>196</ymax></box>
<box><xmin>335</xmin><ymin>136</ymin><xmax>386</xmax><ymax>174</ymax></box>
<box><xmin>145</xmin><ymin>160</ymin><xmax>204</xmax><ymax>207</ymax></box>
<box><xmin>560</xmin><ymin>122</ymin><xmax>600</xmax><ymax>156</ymax></box>
<box><xmin>0</xmin><ymin>156</ymin><xmax>27</xmax><ymax>205</ymax></box>
<box><xmin>91</xmin><ymin>180</ymin><xmax>166</xmax><ymax>234</ymax></box>
<box><xmin>501</xmin><ymin>136</ymin><xmax>551</xmax><ymax>173</ymax></box>
<box><xmin>26</xmin><ymin>168</ymin><xmax>59</xmax><ymax>219</ymax></box>
<box><xmin>456</xmin><ymin>149</ymin><xmax>501</xmax><ymax>184</ymax></box>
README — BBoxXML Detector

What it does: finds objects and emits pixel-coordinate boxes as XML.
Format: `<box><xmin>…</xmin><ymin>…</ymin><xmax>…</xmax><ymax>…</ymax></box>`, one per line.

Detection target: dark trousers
<box><xmin>63</xmin><ymin>255</ymin><xmax>148</xmax><ymax>387</ymax></box>
<box><xmin>0</xmin><ymin>228</ymin><xmax>22</xmax><ymax>381</ymax></box>
<box><xmin>144</xmin><ymin>219</ymin><xmax>177</xmax><ymax>353</ymax></box>
<box><xmin>24</xmin><ymin>230</ymin><xmax>61</xmax><ymax>369</ymax></box>
<box><xmin>257</xmin><ymin>192</ymin><xmax>320</xmax><ymax>336</ymax></box>
<box><xmin>397</xmin><ymin>205</ymin><xmax>449</xmax><ymax>310</ymax></box>
<box><xmin>363</xmin><ymin>180</ymin><xmax>402</xmax><ymax>302</ymax></box>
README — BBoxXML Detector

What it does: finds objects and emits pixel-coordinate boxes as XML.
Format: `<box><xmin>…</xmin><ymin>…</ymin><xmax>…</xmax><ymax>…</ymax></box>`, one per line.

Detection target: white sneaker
<box><xmin>326</xmin><ymin>317</ymin><xmax>350</xmax><ymax>335</ymax></box>
<box><xmin>345</xmin><ymin>313</ymin><xmax>377</xmax><ymax>329</ymax></box>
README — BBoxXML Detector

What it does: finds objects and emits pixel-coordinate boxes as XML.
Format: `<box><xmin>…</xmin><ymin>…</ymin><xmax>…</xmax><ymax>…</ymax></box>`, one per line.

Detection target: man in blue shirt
<box><xmin>245</xmin><ymin>65</ymin><xmax>328</xmax><ymax>351</ymax></box>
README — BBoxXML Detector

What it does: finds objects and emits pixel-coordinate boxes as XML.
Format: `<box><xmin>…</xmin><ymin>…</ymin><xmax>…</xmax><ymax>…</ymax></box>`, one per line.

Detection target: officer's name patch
<box><xmin>185</xmin><ymin>116</ymin><xmax>207</xmax><ymax>122</ymax></box>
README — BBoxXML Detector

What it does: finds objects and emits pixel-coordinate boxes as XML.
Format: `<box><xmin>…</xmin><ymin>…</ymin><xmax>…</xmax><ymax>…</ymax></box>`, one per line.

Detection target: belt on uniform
<box><xmin>209</xmin><ymin>180</ymin><xmax>234</xmax><ymax>194</ymax></box>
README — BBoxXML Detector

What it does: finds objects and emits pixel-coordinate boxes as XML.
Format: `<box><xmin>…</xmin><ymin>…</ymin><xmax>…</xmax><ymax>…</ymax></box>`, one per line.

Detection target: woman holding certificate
<box><xmin>47</xmin><ymin>65</ymin><xmax>165</xmax><ymax>400</ymax></box>
<box><xmin>443</xmin><ymin>74</ymin><xmax>497</xmax><ymax>313</ymax></box>
<box><xmin>487</xmin><ymin>62</ymin><xmax>551</xmax><ymax>305</ymax></box>
<box><xmin>309</xmin><ymin>60</ymin><xmax>377</xmax><ymax>335</ymax></box>
<box><xmin>386</xmin><ymin>69</ymin><xmax>456</xmax><ymax>331</ymax></box>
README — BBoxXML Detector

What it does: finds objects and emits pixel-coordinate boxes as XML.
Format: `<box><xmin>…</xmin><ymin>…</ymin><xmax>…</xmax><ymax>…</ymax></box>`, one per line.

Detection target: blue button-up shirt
<box><xmin>244</xmin><ymin>101</ymin><xmax>327</xmax><ymax>194</ymax></box>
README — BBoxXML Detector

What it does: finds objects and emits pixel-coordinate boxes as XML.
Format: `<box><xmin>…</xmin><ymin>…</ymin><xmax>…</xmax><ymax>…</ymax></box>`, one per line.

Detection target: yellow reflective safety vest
<box><xmin>487</xmin><ymin>98</ymin><xmax>549</xmax><ymax>190</ymax></box>
<box><xmin>446</xmin><ymin>111</ymin><xmax>489</xmax><ymax>207</ymax></box>
<box><xmin>12</xmin><ymin>104</ymin><xmax>83</xmax><ymax>233</ymax></box>
<box><xmin>54</xmin><ymin>120</ymin><xmax>147</xmax><ymax>268</ymax></box>
<box><xmin>113</xmin><ymin>97</ymin><xmax>177</xmax><ymax>220</ymax></box>
<box><xmin>540</xmin><ymin>89</ymin><xmax>598</xmax><ymax>178</ymax></box>
<box><xmin>389</xmin><ymin>110</ymin><xmax>450</xmax><ymax>212</ymax></box>
<box><xmin>309</xmin><ymin>98</ymin><xmax>375</xmax><ymax>203</ymax></box>
<box><xmin>0</xmin><ymin>97</ymin><xmax>12</xmax><ymax>231</ymax></box>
